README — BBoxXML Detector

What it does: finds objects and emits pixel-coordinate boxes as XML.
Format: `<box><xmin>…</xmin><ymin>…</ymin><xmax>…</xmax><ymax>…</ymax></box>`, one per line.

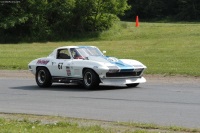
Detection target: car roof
<box><xmin>48</xmin><ymin>46</ymin><xmax>98</xmax><ymax>58</ymax></box>
<box><xmin>56</xmin><ymin>46</ymin><xmax>96</xmax><ymax>50</ymax></box>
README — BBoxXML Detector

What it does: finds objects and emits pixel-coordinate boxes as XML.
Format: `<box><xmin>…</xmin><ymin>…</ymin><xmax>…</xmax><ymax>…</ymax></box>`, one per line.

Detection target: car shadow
<box><xmin>10</xmin><ymin>83</ymin><xmax>132</xmax><ymax>92</ymax></box>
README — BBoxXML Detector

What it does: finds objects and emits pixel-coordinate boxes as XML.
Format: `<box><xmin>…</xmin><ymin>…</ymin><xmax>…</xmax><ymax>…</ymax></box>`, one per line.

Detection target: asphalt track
<box><xmin>0</xmin><ymin>75</ymin><xmax>200</xmax><ymax>128</ymax></box>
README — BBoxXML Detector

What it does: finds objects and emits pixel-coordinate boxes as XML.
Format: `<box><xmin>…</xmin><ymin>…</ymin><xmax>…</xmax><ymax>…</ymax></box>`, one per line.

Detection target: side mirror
<box><xmin>103</xmin><ymin>51</ymin><xmax>106</xmax><ymax>54</ymax></box>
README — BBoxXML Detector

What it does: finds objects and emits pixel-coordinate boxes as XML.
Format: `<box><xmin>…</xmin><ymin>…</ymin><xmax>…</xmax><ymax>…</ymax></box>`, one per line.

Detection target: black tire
<box><xmin>83</xmin><ymin>69</ymin><xmax>100</xmax><ymax>89</ymax></box>
<box><xmin>36</xmin><ymin>67</ymin><xmax>52</xmax><ymax>88</ymax></box>
<box><xmin>126</xmin><ymin>83</ymin><xmax>139</xmax><ymax>88</ymax></box>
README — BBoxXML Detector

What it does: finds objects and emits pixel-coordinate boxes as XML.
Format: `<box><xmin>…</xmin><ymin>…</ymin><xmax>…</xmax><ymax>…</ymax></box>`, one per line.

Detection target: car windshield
<box><xmin>70</xmin><ymin>47</ymin><xmax>103</xmax><ymax>59</ymax></box>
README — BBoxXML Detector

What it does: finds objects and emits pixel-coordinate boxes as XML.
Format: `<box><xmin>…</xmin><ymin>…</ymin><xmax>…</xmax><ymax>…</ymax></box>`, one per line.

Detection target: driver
<box><xmin>70</xmin><ymin>48</ymin><xmax>82</xmax><ymax>59</ymax></box>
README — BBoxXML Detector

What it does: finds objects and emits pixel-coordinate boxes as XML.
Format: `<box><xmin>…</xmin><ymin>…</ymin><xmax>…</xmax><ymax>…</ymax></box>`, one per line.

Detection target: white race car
<box><xmin>28</xmin><ymin>46</ymin><xmax>147</xmax><ymax>89</ymax></box>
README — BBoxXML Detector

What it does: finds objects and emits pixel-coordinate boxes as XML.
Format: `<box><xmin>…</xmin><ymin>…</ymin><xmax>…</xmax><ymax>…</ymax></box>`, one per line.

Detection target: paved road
<box><xmin>0</xmin><ymin>76</ymin><xmax>200</xmax><ymax>128</ymax></box>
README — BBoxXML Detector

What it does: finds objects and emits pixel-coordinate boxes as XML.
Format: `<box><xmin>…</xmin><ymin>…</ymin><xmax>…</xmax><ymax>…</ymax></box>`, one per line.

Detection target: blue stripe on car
<box><xmin>77</xmin><ymin>46</ymin><xmax>135</xmax><ymax>72</ymax></box>
<box><xmin>103</xmin><ymin>56</ymin><xmax>134</xmax><ymax>72</ymax></box>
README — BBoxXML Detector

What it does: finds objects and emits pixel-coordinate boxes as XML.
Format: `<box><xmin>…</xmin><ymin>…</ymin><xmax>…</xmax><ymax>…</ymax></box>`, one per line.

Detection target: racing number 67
<box><xmin>58</xmin><ymin>63</ymin><xmax>63</xmax><ymax>69</ymax></box>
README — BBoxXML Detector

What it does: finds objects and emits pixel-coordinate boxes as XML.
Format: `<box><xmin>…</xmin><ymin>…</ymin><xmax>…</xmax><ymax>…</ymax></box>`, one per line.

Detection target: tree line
<box><xmin>0</xmin><ymin>0</ymin><xmax>129</xmax><ymax>43</ymax></box>
<box><xmin>0</xmin><ymin>0</ymin><xmax>200</xmax><ymax>43</ymax></box>
<box><xmin>124</xmin><ymin>0</ymin><xmax>200</xmax><ymax>21</ymax></box>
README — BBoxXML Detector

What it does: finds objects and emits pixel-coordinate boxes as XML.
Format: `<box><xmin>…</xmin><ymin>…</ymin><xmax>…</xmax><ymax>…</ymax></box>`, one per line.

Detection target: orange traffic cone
<box><xmin>136</xmin><ymin>16</ymin><xmax>139</xmax><ymax>27</ymax></box>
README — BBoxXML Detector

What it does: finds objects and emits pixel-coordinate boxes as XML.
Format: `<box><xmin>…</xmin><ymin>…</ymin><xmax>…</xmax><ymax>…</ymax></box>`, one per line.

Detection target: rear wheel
<box><xmin>126</xmin><ymin>83</ymin><xmax>139</xmax><ymax>88</ymax></box>
<box><xmin>36</xmin><ymin>67</ymin><xmax>52</xmax><ymax>87</ymax></box>
<box><xmin>83</xmin><ymin>69</ymin><xmax>100</xmax><ymax>89</ymax></box>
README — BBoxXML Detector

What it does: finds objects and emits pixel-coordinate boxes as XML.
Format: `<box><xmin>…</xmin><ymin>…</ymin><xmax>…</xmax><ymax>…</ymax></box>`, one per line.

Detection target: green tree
<box><xmin>46</xmin><ymin>0</ymin><xmax>75</xmax><ymax>37</ymax></box>
<box><xmin>123</xmin><ymin>0</ymin><xmax>200</xmax><ymax>21</ymax></box>
<box><xmin>177</xmin><ymin>0</ymin><xmax>200</xmax><ymax>20</ymax></box>
<box><xmin>0</xmin><ymin>0</ymin><xmax>129</xmax><ymax>43</ymax></box>
<box><xmin>123</xmin><ymin>0</ymin><xmax>166</xmax><ymax>20</ymax></box>
<box><xmin>72</xmin><ymin>0</ymin><xmax>130</xmax><ymax>32</ymax></box>
<box><xmin>0</xmin><ymin>0</ymin><xmax>49</xmax><ymax>42</ymax></box>
<box><xmin>0</xmin><ymin>1</ymin><xmax>29</xmax><ymax>42</ymax></box>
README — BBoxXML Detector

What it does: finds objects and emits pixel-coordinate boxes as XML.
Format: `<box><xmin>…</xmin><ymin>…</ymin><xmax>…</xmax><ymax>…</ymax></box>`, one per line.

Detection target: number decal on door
<box><xmin>58</xmin><ymin>63</ymin><xmax>63</xmax><ymax>69</ymax></box>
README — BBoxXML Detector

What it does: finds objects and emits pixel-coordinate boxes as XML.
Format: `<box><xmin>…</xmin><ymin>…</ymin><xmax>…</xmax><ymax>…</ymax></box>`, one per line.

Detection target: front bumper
<box><xmin>100</xmin><ymin>77</ymin><xmax>146</xmax><ymax>85</ymax></box>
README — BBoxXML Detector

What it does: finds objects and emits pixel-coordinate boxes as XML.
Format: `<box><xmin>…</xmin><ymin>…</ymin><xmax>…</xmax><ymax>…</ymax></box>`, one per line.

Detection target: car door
<box><xmin>50</xmin><ymin>49</ymin><xmax>72</xmax><ymax>77</ymax></box>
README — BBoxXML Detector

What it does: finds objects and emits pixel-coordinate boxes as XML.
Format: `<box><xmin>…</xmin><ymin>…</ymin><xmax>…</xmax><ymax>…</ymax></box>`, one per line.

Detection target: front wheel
<box><xmin>83</xmin><ymin>69</ymin><xmax>100</xmax><ymax>89</ymax></box>
<box><xmin>36</xmin><ymin>67</ymin><xmax>52</xmax><ymax>88</ymax></box>
<box><xmin>126</xmin><ymin>83</ymin><xmax>139</xmax><ymax>88</ymax></box>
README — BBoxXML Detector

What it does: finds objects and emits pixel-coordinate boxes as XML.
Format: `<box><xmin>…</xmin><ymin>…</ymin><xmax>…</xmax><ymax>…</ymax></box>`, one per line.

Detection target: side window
<box><xmin>70</xmin><ymin>48</ymin><xmax>84</xmax><ymax>59</ymax></box>
<box><xmin>57</xmin><ymin>49</ymin><xmax>71</xmax><ymax>59</ymax></box>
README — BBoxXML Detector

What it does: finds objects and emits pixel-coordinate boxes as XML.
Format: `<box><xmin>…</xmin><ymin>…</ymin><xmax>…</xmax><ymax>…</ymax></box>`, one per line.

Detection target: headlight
<box><xmin>134</xmin><ymin>68</ymin><xmax>144</xmax><ymax>72</ymax></box>
<box><xmin>107</xmin><ymin>66</ymin><xmax>119</xmax><ymax>73</ymax></box>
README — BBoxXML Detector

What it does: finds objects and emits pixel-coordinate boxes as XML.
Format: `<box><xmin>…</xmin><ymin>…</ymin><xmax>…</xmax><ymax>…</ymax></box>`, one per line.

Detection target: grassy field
<box><xmin>0</xmin><ymin>113</ymin><xmax>199</xmax><ymax>133</ymax></box>
<box><xmin>0</xmin><ymin>22</ymin><xmax>200</xmax><ymax>76</ymax></box>
<box><xmin>0</xmin><ymin>118</ymin><xmax>109</xmax><ymax>133</ymax></box>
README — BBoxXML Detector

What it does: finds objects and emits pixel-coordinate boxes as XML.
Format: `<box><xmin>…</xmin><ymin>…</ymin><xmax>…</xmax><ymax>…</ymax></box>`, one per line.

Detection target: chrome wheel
<box><xmin>36</xmin><ymin>67</ymin><xmax>52</xmax><ymax>88</ymax></box>
<box><xmin>83</xmin><ymin>69</ymin><xmax>100</xmax><ymax>89</ymax></box>
<box><xmin>84</xmin><ymin>71</ymin><xmax>92</xmax><ymax>86</ymax></box>
<box><xmin>37</xmin><ymin>70</ymin><xmax>46</xmax><ymax>84</ymax></box>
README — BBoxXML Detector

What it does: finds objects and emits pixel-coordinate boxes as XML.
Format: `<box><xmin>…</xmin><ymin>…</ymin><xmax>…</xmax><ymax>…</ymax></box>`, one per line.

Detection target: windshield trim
<box><xmin>70</xmin><ymin>47</ymin><xmax>104</xmax><ymax>59</ymax></box>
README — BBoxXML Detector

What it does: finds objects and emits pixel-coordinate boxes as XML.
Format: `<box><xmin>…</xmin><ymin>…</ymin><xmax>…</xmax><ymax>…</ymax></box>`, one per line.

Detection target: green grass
<box><xmin>0</xmin><ymin>118</ymin><xmax>109</xmax><ymax>133</ymax></box>
<box><xmin>0</xmin><ymin>113</ymin><xmax>199</xmax><ymax>133</ymax></box>
<box><xmin>0</xmin><ymin>22</ymin><xmax>200</xmax><ymax>76</ymax></box>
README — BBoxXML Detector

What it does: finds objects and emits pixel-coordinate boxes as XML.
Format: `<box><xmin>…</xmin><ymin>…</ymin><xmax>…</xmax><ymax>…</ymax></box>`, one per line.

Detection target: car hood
<box><xmin>87</xmin><ymin>56</ymin><xmax>145</xmax><ymax>71</ymax></box>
